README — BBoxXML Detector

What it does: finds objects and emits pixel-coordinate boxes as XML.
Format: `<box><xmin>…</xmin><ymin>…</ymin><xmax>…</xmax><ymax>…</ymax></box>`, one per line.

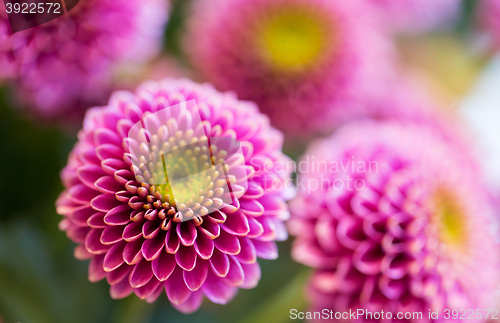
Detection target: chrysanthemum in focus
<box><xmin>56</xmin><ymin>78</ymin><xmax>292</xmax><ymax>313</ymax></box>
<box><xmin>184</xmin><ymin>0</ymin><xmax>395</xmax><ymax>137</ymax></box>
<box><xmin>289</xmin><ymin>121</ymin><xmax>499</xmax><ymax>322</ymax></box>
<box><xmin>0</xmin><ymin>0</ymin><xmax>168</xmax><ymax>120</ymax></box>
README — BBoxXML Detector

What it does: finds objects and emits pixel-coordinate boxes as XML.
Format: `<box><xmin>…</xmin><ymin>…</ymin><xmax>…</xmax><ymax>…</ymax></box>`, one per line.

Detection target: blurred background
<box><xmin>1</xmin><ymin>0</ymin><xmax>500</xmax><ymax>322</ymax></box>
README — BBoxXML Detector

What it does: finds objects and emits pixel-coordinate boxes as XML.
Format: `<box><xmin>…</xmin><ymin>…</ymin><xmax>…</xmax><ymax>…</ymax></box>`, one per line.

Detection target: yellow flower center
<box><xmin>148</xmin><ymin>140</ymin><xmax>228</xmax><ymax>207</ymax></box>
<box><xmin>255</xmin><ymin>7</ymin><xmax>330</xmax><ymax>73</ymax></box>
<box><xmin>433</xmin><ymin>190</ymin><xmax>466</xmax><ymax>247</ymax></box>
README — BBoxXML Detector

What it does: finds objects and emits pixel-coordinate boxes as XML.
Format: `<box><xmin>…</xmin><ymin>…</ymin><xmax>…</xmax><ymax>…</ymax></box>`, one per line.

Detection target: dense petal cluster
<box><xmin>0</xmin><ymin>0</ymin><xmax>168</xmax><ymax>119</ymax></box>
<box><xmin>289</xmin><ymin>121</ymin><xmax>499</xmax><ymax>322</ymax></box>
<box><xmin>477</xmin><ymin>0</ymin><xmax>500</xmax><ymax>49</ymax></box>
<box><xmin>368</xmin><ymin>0</ymin><xmax>462</xmax><ymax>33</ymax></box>
<box><xmin>56</xmin><ymin>78</ymin><xmax>291</xmax><ymax>312</ymax></box>
<box><xmin>184</xmin><ymin>0</ymin><xmax>395</xmax><ymax>137</ymax></box>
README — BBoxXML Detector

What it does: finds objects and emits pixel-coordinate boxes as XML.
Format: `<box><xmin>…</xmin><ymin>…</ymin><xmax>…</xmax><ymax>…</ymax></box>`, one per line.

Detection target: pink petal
<box><xmin>381</xmin><ymin>254</ymin><xmax>411</xmax><ymax>280</ymax></box>
<box><xmin>89</xmin><ymin>254</ymin><xmax>106</xmax><ymax>282</ymax></box>
<box><xmin>171</xmin><ymin>290</ymin><xmax>204</xmax><ymax>314</ymax></box>
<box><xmin>152</xmin><ymin>252</ymin><xmax>176</xmax><ymax>281</ymax></box>
<box><xmin>68</xmin><ymin>184</ymin><xmax>99</xmax><ymax>204</ymax></box>
<box><xmin>246</xmin><ymin>216</ymin><xmax>264</xmax><ymax>238</ymax></box>
<box><xmin>379</xmin><ymin>276</ymin><xmax>406</xmax><ymax>300</ymax></box>
<box><xmin>177</xmin><ymin>221</ymin><xmax>197</xmax><ymax>246</ymax></box>
<box><xmin>94</xmin><ymin>128</ymin><xmax>122</xmax><ymax>147</ymax></box>
<box><xmin>91</xmin><ymin>194</ymin><xmax>122</xmax><ymax>212</ymax></box>
<box><xmin>100</xmin><ymin>225</ymin><xmax>125</xmax><ymax>245</ymax></box>
<box><xmin>56</xmin><ymin>192</ymin><xmax>77</xmax><ymax>216</ymax></box>
<box><xmin>240</xmin><ymin>262</ymin><xmax>261</xmax><ymax>289</ymax></box>
<box><xmin>87</xmin><ymin>212</ymin><xmax>106</xmax><ymax>228</ymax></box>
<box><xmin>68</xmin><ymin>226</ymin><xmax>90</xmax><ymax>243</ymax></box>
<box><xmin>258</xmin><ymin>194</ymin><xmax>288</xmax><ymax>217</ymax></box>
<box><xmin>71</xmin><ymin>205</ymin><xmax>96</xmax><ymax>226</ymax></box>
<box><xmin>209</xmin><ymin>210</ymin><xmax>227</xmax><ymax>223</ymax></box>
<box><xmin>224</xmin><ymin>256</ymin><xmax>244</xmax><ymax>286</ymax></box>
<box><xmin>104</xmin><ymin>204</ymin><xmax>132</xmax><ymax>225</ymax></box>
<box><xmin>166</xmin><ymin>266</ymin><xmax>192</xmax><ymax>305</ymax></box>
<box><xmin>183</xmin><ymin>259</ymin><xmax>209</xmax><ymax>291</ymax></box>
<box><xmin>80</xmin><ymin>148</ymin><xmax>100</xmax><ymax>165</ymax></box>
<box><xmin>214</xmin><ymin>229</ymin><xmax>241</xmax><ymax>255</ymax></box>
<box><xmin>145</xmin><ymin>283</ymin><xmax>165</xmax><ymax>303</ymax></box>
<box><xmin>74</xmin><ymin>245</ymin><xmax>92</xmax><ymax>260</ymax></box>
<box><xmin>129</xmin><ymin>259</ymin><xmax>154</xmax><ymax>288</ymax></box>
<box><xmin>142</xmin><ymin>233</ymin><xmax>166</xmax><ymax>261</ymax></box>
<box><xmin>103</xmin><ymin>241</ymin><xmax>126</xmax><ymax>272</ymax></box>
<box><xmin>252</xmin><ymin>240</ymin><xmax>278</xmax><ymax>260</ymax></box>
<box><xmin>221</xmin><ymin>211</ymin><xmax>250</xmax><ymax>236</ymax></box>
<box><xmin>209</xmin><ymin>249</ymin><xmax>230</xmax><ymax>277</ymax></box>
<box><xmin>165</xmin><ymin>229</ymin><xmax>180</xmax><ymax>254</ymax></box>
<box><xmin>239</xmin><ymin>199</ymin><xmax>264</xmax><ymax>217</ymax></box>
<box><xmin>114</xmin><ymin>169</ymin><xmax>135</xmax><ymax>185</ymax></box>
<box><xmin>142</xmin><ymin>220</ymin><xmax>160</xmax><ymax>239</ymax></box>
<box><xmin>123</xmin><ymin>221</ymin><xmax>144</xmax><ymax>242</ymax></box>
<box><xmin>96</xmin><ymin>144</ymin><xmax>123</xmax><ymax>161</ymax></box>
<box><xmin>85</xmin><ymin>229</ymin><xmax>110</xmax><ymax>254</ymax></box>
<box><xmin>135</xmin><ymin>277</ymin><xmax>162</xmax><ymax>300</ymax></box>
<box><xmin>352</xmin><ymin>241</ymin><xmax>384</xmax><ymax>275</ymax></box>
<box><xmin>175</xmin><ymin>245</ymin><xmax>197</xmax><ymax>271</ymax></box>
<box><xmin>77</xmin><ymin>165</ymin><xmax>106</xmax><ymax>188</ymax></box>
<box><xmin>106</xmin><ymin>263</ymin><xmax>131</xmax><ymax>285</ymax></box>
<box><xmin>110</xmin><ymin>276</ymin><xmax>134</xmax><ymax>299</ymax></box>
<box><xmin>242</xmin><ymin>182</ymin><xmax>265</xmax><ymax>199</ymax></box>
<box><xmin>101</xmin><ymin>158</ymin><xmax>127</xmax><ymax>175</ymax></box>
<box><xmin>198</xmin><ymin>216</ymin><xmax>220</xmax><ymax>239</ymax></box>
<box><xmin>255</xmin><ymin>217</ymin><xmax>277</xmax><ymax>241</ymax></box>
<box><xmin>94</xmin><ymin>176</ymin><xmax>123</xmax><ymax>194</ymax></box>
<box><xmin>128</xmin><ymin>196</ymin><xmax>145</xmax><ymax>209</ymax></box>
<box><xmin>234</xmin><ymin>237</ymin><xmax>257</xmax><ymax>264</ymax></box>
<box><xmin>194</xmin><ymin>231</ymin><xmax>214</xmax><ymax>259</ymax></box>
<box><xmin>116</xmin><ymin>190</ymin><xmax>133</xmax><ymax>203</ymax></box>
<box><xmin>123</xmin><ymin>238</ymin><xmax>144</xmax><ymax>265</ymax></box>
<box><xmin>202</xmin><ymin>272</ymin><xmax>238</xmax><ymax>304</ymax></box>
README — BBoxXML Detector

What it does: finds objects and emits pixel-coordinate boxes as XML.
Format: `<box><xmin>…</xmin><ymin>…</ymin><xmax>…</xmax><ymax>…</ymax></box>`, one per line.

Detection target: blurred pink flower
<box><xmin>477</xmin><ymin>0</ymin><xmax>500</xmax><ymax>49</ymax></box>
<box><xmin>56</xmin><ymin>78</ymin><xmax>291</xmax><ymax>313</ymax></box>
<box><xmin>368</xmin><ymin>0</ymin><xmax>462</xmax><ymax>33</ymax></box>
<box><xmin>0</xmin><ymin>0</ymin><xmax>168</xmax><ymax>120</ymax></box>
<box><xmin>184</xmin><ymin>0</ymin><xmax>396</xmax><ymax>138</ymax></box>
<box><xmin>289</xmin><ymin>121</ymin><xmax>499</xmax><ymax>322</ymax></box>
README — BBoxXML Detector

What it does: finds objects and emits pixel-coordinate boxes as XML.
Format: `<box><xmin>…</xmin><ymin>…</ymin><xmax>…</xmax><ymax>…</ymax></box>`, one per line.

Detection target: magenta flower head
<box><xmin>289</xmin><ymin>121</ymin><xmax>499</xmax><ymax>321</ymax></box>
<box><xmin>368</xmin><ymin>0</ymin><xmax>462</xmax><ymax>33</ymax></box>
<box><xmin>56</xmin><ymin>78</ymin><xmax>292</xmax><ymax>313</ymax></box>
<box><xmin>184</xmin><ymin>0</ymin><xmax>395</xmax><ymax>137</ymax></box>
<box><xmin>0</xmin><ymin>0</ymin><xmax>168</xmax><ymax>120</ymax></box>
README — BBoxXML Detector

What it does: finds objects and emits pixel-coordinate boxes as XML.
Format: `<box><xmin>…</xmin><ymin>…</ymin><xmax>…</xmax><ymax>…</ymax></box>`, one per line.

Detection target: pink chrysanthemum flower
<box><xmin>0</xmin><ymin>0</ymin><xmax>168</xmax><ymax>119</ymax></box>
<box><xmin>184</xmin><ymin>0</ymin><xmax>395</xmax><ymax>137</ymax></box>
<box><xmin>56</xmin><ymin>78</ymin><xmax>291</xmax><ymax>313</ymax></box>
<box><xmin>477</xmin><ymin>0</ymin><xmax>500</xmax><ymax>49</ymax></box>
<box><xmin>289</xmin><ymin>121</ymin><xmax>499</xmax><ymax>322</ymax></box>
<box><xmin>368</xmin><ymin>0</ymin><xmax>462</xmax><ymax>33</ymax></box>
